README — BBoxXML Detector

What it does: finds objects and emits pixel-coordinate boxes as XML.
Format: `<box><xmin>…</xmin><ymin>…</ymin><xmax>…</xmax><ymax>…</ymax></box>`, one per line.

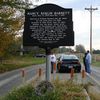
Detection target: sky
<box><xmin>31</xmin><ymin>0</ymin><xmax>100</xmax><ymax>50</ymax></box>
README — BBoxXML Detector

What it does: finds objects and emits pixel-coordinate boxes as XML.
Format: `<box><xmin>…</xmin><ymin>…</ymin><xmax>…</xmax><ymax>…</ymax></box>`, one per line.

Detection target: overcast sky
<box><xmin>31</xmin><ymin>0</ymin><xmax>100</xmax><ymax>50</ymax></box>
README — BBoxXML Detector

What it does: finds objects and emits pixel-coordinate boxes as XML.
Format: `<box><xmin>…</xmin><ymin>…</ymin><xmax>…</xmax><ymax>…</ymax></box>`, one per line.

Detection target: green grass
<box><xmin>80</xmin><ymin>55</ymin><xmax>100</xmax><ymax>67</ymax></box>
<box><xmin>92</xmin><ymin>61</ymin><xmax>100</xmax><ymax>67</ymax></box>
<box><xmin>0</xmin><ymin>80</ymin><xmax>87</xmax><ymax>100</ymax></box>
<box><xmin>0</xmin><ymin>56</ymin><xmax>46</xmax><ymax>73</ymax></box>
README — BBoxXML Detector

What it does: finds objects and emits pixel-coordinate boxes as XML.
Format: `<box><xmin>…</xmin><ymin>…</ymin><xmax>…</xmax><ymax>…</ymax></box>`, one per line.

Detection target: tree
<box><xmin>59</xmin><ymin>46</ymin><xmax>67</xmax><ymax>53</ymax></box>
<box><xmin>93</xmin><ymin>49</ymin><xmax>100</xmax><ymax>54</ymax></box>
<box><xmin>0</xmin><ymin>0</ymin><xmax>31</xmax><ymax>58</ymax></box>
<box><xmin>75</xmin><ymin>44</ymin><xmax>86</xmax><ymax>53</ymax></box>
<box><xmin>58</xmin><ymin>46</ymin><xmax>74</xmax><ymax>53</ymax></box>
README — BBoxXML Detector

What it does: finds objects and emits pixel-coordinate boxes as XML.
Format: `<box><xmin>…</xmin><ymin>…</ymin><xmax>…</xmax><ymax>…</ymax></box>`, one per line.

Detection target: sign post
<box><xmin>45</xmin><ymin>47</ymin><xmax>51</xmax><ymax>81</ymax></box>
<box><xmin>23</xmin><ymin>4</ymin><xmax>74</xmax><ymax>81</ymax></box>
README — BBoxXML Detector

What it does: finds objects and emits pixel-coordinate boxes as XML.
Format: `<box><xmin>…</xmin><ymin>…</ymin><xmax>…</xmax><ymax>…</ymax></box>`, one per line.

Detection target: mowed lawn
<box><xmin>92</xmin><ymin>54</ymin><xmax>100</xmax><ymax>67</ymax></box>
<box><xmin>0</xmin><ymin>56</ymin><xmax>46</xmax><ymax>73</ymax></box>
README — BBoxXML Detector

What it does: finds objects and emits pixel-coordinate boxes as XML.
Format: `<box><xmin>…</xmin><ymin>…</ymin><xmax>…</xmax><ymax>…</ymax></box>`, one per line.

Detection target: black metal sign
<box><xmin>23</xmin><ymin>4</ymin><xmax>74</xmax><ymax>48</ymax></box>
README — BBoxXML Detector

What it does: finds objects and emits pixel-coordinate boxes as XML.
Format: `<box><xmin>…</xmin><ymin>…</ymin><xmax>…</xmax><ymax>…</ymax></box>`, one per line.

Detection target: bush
<box><xmin>0</xmin><ymin>80</ymin><xmax>87</xmax><ymax>100</ymax></box>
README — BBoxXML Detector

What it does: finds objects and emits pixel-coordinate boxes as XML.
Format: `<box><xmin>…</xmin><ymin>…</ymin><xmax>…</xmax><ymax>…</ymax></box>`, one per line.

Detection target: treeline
<box><xmin>93</xmin><ymin>49</ymin><xmax>100</xmax><ymax>54</ymax></box>
<box><xmin>0</xmin><ymin>0</ymin><xmax>99</xmax><ymax>61</ymax></box>
<box><xmin>0</xmin><ymin>0</ymin><xmax>32</xmax><ymax>59</ymax></box>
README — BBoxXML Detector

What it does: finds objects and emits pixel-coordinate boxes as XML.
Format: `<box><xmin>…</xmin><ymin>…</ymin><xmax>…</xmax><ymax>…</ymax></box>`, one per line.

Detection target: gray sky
<box><xmin>31</xmin><ymin>0</ymin><xmax>100</xmax><ymax>50</ymax></box>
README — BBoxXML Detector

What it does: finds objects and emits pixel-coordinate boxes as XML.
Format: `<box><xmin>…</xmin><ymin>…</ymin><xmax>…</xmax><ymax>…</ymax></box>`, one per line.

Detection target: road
<box><xmin>0</xmin><ymin>64</ymin><xmax>45</xmax><ymax>96</ymax></box>
<box><xmin>0</xmin><ymin>64</ymin><xmax>100</xmax><ymax>96</ymax></box>
<box><xmin>91</xmin><ymin>66</ymin><xmax>100</xmax><ymax>83</ymax></box>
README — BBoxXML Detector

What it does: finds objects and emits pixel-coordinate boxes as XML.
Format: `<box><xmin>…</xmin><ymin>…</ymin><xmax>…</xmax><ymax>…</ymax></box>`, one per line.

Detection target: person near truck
<box><xmin>50</xmin><ymin>52</ymin><xmax>56</xmax><ymax>73</ymax></box>
<box><xmin>85</xmin><ymin>50</ymin><xmax>92</xmax><ymax>74</ymax></box>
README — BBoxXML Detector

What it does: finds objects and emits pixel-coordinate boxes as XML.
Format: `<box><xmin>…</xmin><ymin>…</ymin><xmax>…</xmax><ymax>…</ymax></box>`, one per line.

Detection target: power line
<box><xmin>85</xmin><ymin>5</ymin><xmax>98</xmax><ymax>53</ymax></box>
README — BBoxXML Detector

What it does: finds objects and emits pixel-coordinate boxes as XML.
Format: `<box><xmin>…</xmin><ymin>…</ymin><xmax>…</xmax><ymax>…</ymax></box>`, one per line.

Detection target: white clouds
<box><xmin>46</xmin><ymin>0</ymin><xmax>100</xmax><ymax>49</ymax></box>
<box><xmin>47</xmin><ymin>0</ymin><xmax>76</xmax><ymax>7</ymax></box>
<box><xmin>73</xmin><ymin>9</ymin><xmax>100</xmax><ymax>49</ymax></box>
<box><xmin>73</xmin><ymin>10</ymin><xmax>90</xmax><ymax>34</ymax></box>
<box><xmin>47</xmin><ymin>0</ymin><xmax>74</xmax><ymax>3</ymax></box>
<box><xmin>73</xmin><ymin>10</ymin><xmax>89</xmax><ymax>49</ymax></box>
<box><xmin>93</xmin><ymin>11</ymin><xmax>100</xmax><ymax>30</ymax></box>
<box><xmin>30</xmin><ymin>0</ymin><xmax>100</xmax><ymax>49</ymax></box>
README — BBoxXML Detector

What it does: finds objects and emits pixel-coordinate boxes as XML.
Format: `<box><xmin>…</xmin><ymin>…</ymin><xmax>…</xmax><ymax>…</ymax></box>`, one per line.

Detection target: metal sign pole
<box><xmin>45</xmin><ymin>47</ymin><xmax>51</xmax><ymax>81</ymax></box>
<box><xmin>23</xmin><ymin>4</ymin><xmax>74</xmax><ymax>81</ymax></box>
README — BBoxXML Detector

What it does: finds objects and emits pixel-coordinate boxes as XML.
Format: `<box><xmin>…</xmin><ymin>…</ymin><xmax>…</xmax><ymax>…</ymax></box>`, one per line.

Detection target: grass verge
<box><xmin>0</xmin><ymin>79</ymin><xmax>87</xmax><ymax>100</ymax></box>
<box><xmin>0</xmin><ymin>56</ymin><xmax>46</xmax><ymax>73</ymax></box>
<box><xmin>92</xmin><ymin>61</ymin><xmax>100</xmax><ymax>67</ymax></box>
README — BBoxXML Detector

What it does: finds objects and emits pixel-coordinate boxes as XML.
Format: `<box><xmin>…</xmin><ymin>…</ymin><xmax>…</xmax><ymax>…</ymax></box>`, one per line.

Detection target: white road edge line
<box><xmin>0</xmin><ymin>74</ymin><xmax>20</xmax><ymax>87</ymax></box>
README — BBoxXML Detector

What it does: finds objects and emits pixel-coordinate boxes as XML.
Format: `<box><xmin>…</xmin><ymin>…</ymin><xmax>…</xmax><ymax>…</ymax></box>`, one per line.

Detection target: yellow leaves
<box><xmin>11</xmin><ymin>19</ymin><xmax>23</xmax><ymax>31</ymax></box>
<box><xmin>0</xmin><ymin>0</ymin><xmax>24</xmax><ymax>58</ymax></box>
<box><xmin>0</xmin><ymin>29</ymin><xmax>14</xmax><ymax>57</ymax></box>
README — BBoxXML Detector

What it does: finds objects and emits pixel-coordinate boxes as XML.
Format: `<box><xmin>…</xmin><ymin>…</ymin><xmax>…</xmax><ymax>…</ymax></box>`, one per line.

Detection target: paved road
<box><xmin>91</xmin><ymin>66</ymin><xmax>100</xmax><ymax>83</ymax></box>
<box><xmin>0</xmin><ymin>64</ymin><xmax>100</xmax><ymax>96</ymax></box>
<box><xmin>0</xmin><ymin>64</ymin><xmax>45</xmax><ymax>96</ymax></box>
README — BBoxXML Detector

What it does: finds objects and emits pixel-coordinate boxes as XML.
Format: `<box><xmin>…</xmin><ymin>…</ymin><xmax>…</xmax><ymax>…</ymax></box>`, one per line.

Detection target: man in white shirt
<box><xmin>50</xmin><ymin>52</ymin><xmax>56</xmax><ymax>73</ymax></box>
<box><xmin>85</xmin><ymin>50</ymin><xmax>92</xmax><ymax>74</ymax></box>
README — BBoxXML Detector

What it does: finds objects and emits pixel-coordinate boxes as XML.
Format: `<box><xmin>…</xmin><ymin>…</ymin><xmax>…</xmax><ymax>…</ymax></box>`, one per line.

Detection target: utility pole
<box><xmin>85</xmin><ymin>5</ymin><xmax>98</xmax><ymax>54</ymax></box>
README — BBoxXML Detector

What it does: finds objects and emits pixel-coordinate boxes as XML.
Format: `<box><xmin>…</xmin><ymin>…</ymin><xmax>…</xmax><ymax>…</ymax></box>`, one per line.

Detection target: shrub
<box><xmin>1</xmin><ymin>80</ymin><xmax>86</xmax><ymax>100</ymax></box>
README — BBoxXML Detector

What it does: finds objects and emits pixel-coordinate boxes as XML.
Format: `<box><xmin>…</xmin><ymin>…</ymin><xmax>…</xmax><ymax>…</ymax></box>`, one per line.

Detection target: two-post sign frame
<box><xmin>23</xmin><ymin>4</ymin><xmax>74</xmax><ymax>49</ymax></box>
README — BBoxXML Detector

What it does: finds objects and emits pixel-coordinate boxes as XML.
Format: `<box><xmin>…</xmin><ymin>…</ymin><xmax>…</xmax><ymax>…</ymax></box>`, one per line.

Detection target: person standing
<box><xmin>50</xmin><ymin>52</ymin><xmax>56</xmax><ymax>73</ymax></box>
<box><xmin>83</xmin><ymin>52</ymin><xmax>87</xmax><ymax>72</ymax></box>
<box><xmin>85</xmin><ymin>50</ymin><xmax>92</xmax><ymax>74</ymax></box>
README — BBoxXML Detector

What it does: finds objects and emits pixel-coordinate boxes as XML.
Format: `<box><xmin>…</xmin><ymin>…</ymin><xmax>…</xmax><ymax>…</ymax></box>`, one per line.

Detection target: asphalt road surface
<box><xmin>0</xmin><ymin>64</ymin><xmax>100</xmax><ymax>97</ymax></box>
<box><xmin>0</xmin><ymin>64</ymin><xmax>45</xmax><ymax>96</ymax></box>
<box><xmin>91</xmin><ymin>66</ymin><xmax>100</xmax><ymax>83</ymax></box>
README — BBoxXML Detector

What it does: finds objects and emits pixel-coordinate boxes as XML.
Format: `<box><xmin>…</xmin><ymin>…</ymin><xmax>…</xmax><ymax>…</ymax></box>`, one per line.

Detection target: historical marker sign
<box><xmin>23</xmin><ymin>4</ymin><xmax>74</xmax><ymax>48</ymax></box>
